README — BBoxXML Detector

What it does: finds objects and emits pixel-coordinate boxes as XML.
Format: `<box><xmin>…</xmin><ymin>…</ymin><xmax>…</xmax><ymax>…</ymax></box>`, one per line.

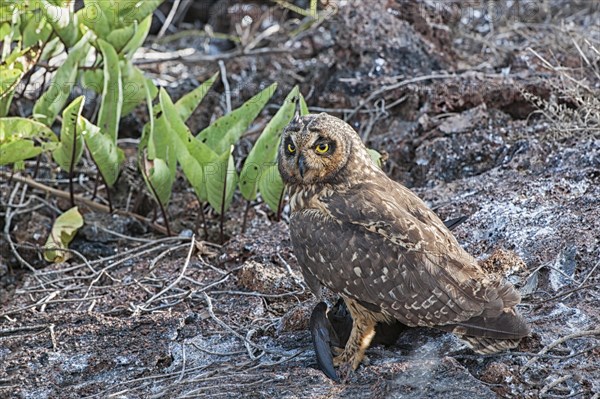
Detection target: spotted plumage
<box><xmin>278</xmin><ymin>113</ymin><xmax>530</xmax><ymax>372</ymax></box>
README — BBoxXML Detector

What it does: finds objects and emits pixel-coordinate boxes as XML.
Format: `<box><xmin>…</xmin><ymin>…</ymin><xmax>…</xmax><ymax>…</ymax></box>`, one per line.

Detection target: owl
<box><xmin>278</xmin><ymin>113</ymin><xmax>530</xmax><ymax>373</ymax></box>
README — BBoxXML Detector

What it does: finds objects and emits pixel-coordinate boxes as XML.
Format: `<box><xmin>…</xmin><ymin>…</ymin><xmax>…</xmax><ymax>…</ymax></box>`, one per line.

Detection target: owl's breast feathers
<box><xmin>289</xmin><ymin>176</ymin><xmax>530</xmax><ymax>343</ymax></box>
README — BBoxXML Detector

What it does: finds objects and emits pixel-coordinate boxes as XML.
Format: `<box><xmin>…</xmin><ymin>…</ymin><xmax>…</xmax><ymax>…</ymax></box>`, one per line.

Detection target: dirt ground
<box><xmin>1</xmin><ymin>1</ymin><xmax>599</xmax><ymax>398</ymax></box>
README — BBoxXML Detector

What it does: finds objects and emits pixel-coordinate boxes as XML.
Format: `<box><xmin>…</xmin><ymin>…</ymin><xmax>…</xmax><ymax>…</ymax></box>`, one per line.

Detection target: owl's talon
<box><xmin>332</xmin><ymin>350</ymin><xmax>363</xmax><ymax>371</ymax></box>
<box><xmin>332</xmin><ymin>354</ymin><xmax>343</xmax><ymax>368</ymax></box>
<box><xmin>362</xmin><ymin>355</ymin><xmax>371</xmax><ymax>366</ymax></box>
<box><xmin>332</xmin><ymin>351</ymin><xmax>348</xmax><ymax>368</ymax></box>
<box><xmin>337</xmin><ymin>361</ymin><xmax>354</xmax><ymax>382</ymax></box>
<box><xmin>331</xmin><ymin>346</ymin><xmax>344</xmax><ymax>356</ymax></box>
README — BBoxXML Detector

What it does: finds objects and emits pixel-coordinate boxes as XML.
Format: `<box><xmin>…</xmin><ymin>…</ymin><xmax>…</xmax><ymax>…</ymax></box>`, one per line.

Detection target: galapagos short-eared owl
<box><xmin>277</xmin><ymin>113</ymin><xmax>530</xmax><ymax>372</ymax></box>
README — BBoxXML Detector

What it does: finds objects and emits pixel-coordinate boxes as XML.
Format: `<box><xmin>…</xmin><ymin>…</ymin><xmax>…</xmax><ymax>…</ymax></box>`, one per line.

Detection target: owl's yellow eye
<box><xmin>315</xmin><ymin>143</ymin><xmax>329</xmax><ymax>154</ymax></box>
<box><xmin>287</xmin><ymin>143</ymin><xmax>296</xmax><ymax>153</ymax></box>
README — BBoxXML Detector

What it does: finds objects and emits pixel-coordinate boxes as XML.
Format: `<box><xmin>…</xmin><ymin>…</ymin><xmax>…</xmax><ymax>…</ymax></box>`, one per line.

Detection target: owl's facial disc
<box><xmin>283</xmin><ymin>134</ymin><xmax>336</xmax><ymax>178</ymax></box>
<box><xmin>278</xmin><ymin>114</ymin><xmax>352</xmax><ymax>185</ymax></box>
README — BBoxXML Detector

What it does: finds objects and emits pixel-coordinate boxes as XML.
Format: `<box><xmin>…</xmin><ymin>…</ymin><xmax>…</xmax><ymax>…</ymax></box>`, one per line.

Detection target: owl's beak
<box><xmin>297</xmin><ymin>154</ymin><xmax>306</xmax><ymax>178</ymax></box>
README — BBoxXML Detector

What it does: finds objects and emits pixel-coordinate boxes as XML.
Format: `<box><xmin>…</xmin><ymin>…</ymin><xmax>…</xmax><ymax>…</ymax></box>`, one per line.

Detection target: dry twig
<box><xmin>521</xmin><ymin>329</ymin><xmax>600</xmax><ymax>372</ymax></box>
<box><xmin>1</xmin><ymin>172</ymin><xmax>169</xmax><ymax>235</ymax></box>
<box><xmin>141</xmin><ymin>236</ymin><xmax>196</xmax><ymax>309</ymax></box>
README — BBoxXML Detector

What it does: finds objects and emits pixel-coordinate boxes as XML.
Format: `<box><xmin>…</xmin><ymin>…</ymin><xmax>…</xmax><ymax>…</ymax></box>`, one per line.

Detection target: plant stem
<box><xmin>199</xmin><ymin>202</ymin><xmax>209</xmax><ymax>240</ymax></box>
<box><xmin>241</xmin><ymin>200</ymin><xmax>251</xmax><ymax>234</ymax></box>
<box><xmin>91</xmin><ymin>171</ymin><xmax>99</xmax><ymax>200</ymax></box>
<box><xmin>32</xmin><ymin>154</ymin><xmax>42</xmax><ymax>179</ymax></box>
<box><xmin>7</xmin><ymin>168</ymin><xmax>15</xmax><ymax>185</ymax></box>
<box><xmin>68</xmin><ymin>118</ymin><xmax>78</xmax><ymax>208</ymax></box>
<box><xmin>68</xmin><ymin>170</ymin><xmax>74</xmax><ymax>208</ymax></box>
<box><xmin>140</xmin><ymin>161</ymin><xmax>172</xmax><ymax>236</ymax></box>
<box><xmin>276</xmin><ymin>188</ymin><xmax>285</xmax><ymax>222</ymax></box>
<box><xmin>102</xmin><ymin>175</ymin><xmax>113</xmax><ymax>213</ymax></box>
<box><xmin>156</xmin><ymin>199</ymin><xmax>171</xmax><ymax>236</ymax></box>
<box><xmin>219</xmin><ymin>171</ymin><xmax>228</xmax><ymax>244</ymax></box>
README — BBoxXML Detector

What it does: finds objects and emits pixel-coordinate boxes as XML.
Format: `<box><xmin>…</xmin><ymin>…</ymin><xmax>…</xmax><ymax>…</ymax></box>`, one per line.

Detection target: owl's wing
<box><xmin>316</xmin><ymin>181</ymin><xmax>524</xmax><ymax>336</ymax></box>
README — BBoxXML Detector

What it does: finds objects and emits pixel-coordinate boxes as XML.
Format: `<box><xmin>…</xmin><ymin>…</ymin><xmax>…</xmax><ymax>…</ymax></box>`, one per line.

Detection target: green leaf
<box><xmin>33</xmin><ymin>31</ymin><xmax>92</xmax><ymax>126</ymax></box>
<box><xmin>0</xmin><ymin>117</ymin><xmax>58</xmax><ymax>165</ymax></box>
<box><xmin>197</xmin><ymin>83</ymin><xmax>277</xmax><ymax>154</ymax></box>
<box><xmin>367</xmin><ymin>148</ymin><xmax>383</xmax><ymax>168</ymax></box>
<box><xmin>106</xmin><ymin>23</ymin><xmax>136</xmax><ymax>52</ymax></box>
<box><xmin>299</xmin><ymin>92</ymin><xmax>309</xmax><ymax>115</ymax></box>
<box><xmin>0</xmin><ymin>68</ymin><xmax>22</xmax><ymax>117</ymax></box>
<box><xmin>44</xmin><ymin>206</ymin><xmax>84</xmax><ymax>262</ymax></box>
<box><xmin>4</xmin><ymin>46</ymin><xmax>28</xmax><ymax>67</ymax></box>
<box><xmin>0</xmin><ymin>21</ymin><xmax>11</xmax><ymax>38</ymax></box>
<box><xmin>0</xmin><ymin>117</ymin><xmax>58</xmax><ymax>142</ymax></box>
<box><xmin>81</xmin><ymin>0</ymin><xmax>162</xmax><ymax>35</ymax></box>
<box><xmin>139</xmin><ymin>75</ymin><xmax>216</xmax><ymax>206</ymax></box>
<box><xmin>39</xmin><ymin>0</ymin><xmax>80</xmax><ymax>47</ymax></box>
<box><xmin>97</xmin><ymin>38</ymin><xmax>123</xmax><ymax>142</ymax></box>
<box><xmin>121</xmin><ymin>60</ymin><xmax>157</xmax><ymax>116</ymax></box>
<box><xmin>0</xmin><ymin>3</ymin><xmax>19</xmax><ymax>24</ymax></box>
<box><xmin>146</xmin><ymin>102</ymin><xmax>176</xmax><ymax>178</ymax></box>
<box><xmin>39</xmin><ymin>36</ymin><xmax>63</xmax><ymax>62</ymax></box>
<box><xmin>0</xmin><ymin>140</ymin><xmax>44</xmax><ymax>164</ymax></box>
<box><xmin>79</xmin><ymin>0</ymin><xmax>111</xmax><ymax>39</ymax></box>
<box><xmin>158</xmin><ymin>88</ymin><xmax>218</xmax><ymax>201</ymax></box>
<box><xmin>122</xmin><ymin>14</ymin><xmax>152</xmax><ymax>57</ymax></box>
<box><xmin>143</xmin><ymin>73</ymin><xmax>217</xmax><ymax>176</ymax></box>
<box><xmin>0</xmin><ymin>66</ymin><xmax>23</xmax><ymax>98</ymax></box>
<box><xmin>83</xmin><ymin>55</ymin><xmax>159</xmax><ymax>117</ymax></box>
<box><xmin>116</xmin><ymin>0</ymin><xmax>163</xmax><ymax>28</ymax></box>
<box><xmin>75</xmin><ymin>0</ymin><xmax>112</xmax><ymax>39</ymax></box>
<box><xmin>141</xmin><ymin>87</ymin><xmax>158</xmax><ymax>160</ymax></box>
<box><xmin>142</xmin><ymin>156</ymin><xmax>171</xmax><ymax>206</ymax></box>
<box><xmin>80</xmin><ymin>67</ymin><xmax>104</xmax><ymax>94</ymax></box>
<box><xmin>138</xmin><ymin>77</ymin><xmax>173</xmax><ymax>206</ymax></box>
<box><xmin>1</xmin><ymin>46</ymin><xmax>41</xmax><ymax>116</ymax></box>
<box><xmin>21</xmin><ymin>11</ymin><xmax>53</xmax><ymax>48</ymax></box>
<box><xmin>239</xmin><ymin>86</ymin><xmax>298</xmax><ymax>200</ymax></box>
<box><xmin>175</xmin><ymin>72</ymin><xmax>218</xmax><ymax>122</ymax></box>
<box><xmin>206</xmin><ymin>146</ymin><xmax>237</xmax><ymax>214</ymax></box>
<box><xmin>258</xmin><ymin>164</ymin><xmax>284</xmax><ymax>213</ymax></box>
<box><xmin>53</xmin><ymin>96</ymin><xmax>85</xmax><ymax>171</ymax></box>
<box><xmin>81</xmin><ymin>117</ymin><xmax>122</xmax><ymax>186</ymax></box>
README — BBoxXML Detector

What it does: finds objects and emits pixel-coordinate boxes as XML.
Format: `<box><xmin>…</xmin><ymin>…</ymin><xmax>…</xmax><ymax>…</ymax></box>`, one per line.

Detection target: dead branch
<box><xmin>1</xmin><ymin>172</ymin><xmax>169</xmax><ymax>235</ymax></box>
<box><xmin>141</xmin><ymin>236</ymin><xmax>195</xmax><ymax>309</ymax></box>
<box><xmin>133</xmin><ymin>46</ymin><xmax>295</xmax><ymax>65</ymax></box>
<box><xmin>540</xmin><ymin>375</ymin><xmax>572</xmax><ymax>397</ymax></box>
<box><xmin>521</xmin><ymin>329</ymin><xmax>600</xmax><ymax>372</ymax></box>
<box><xmin>202</xmin><ymin>292</ymin><xmax>271</xmax><ymax>358</ymax></box>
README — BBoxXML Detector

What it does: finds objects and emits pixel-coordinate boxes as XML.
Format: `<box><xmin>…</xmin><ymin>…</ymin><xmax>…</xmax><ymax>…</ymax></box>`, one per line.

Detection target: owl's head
<box><xmin>278</xmin><ymin>113</ymin><xmax>371</xmax><ymax>186</ymax></box>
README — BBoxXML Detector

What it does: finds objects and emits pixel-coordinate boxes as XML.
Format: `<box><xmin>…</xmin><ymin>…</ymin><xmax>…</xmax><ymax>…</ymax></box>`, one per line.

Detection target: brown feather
<box><xmin>461</xmin><ymin>336</ymin><xmax>522</xmax><ymax>354</ymax></box>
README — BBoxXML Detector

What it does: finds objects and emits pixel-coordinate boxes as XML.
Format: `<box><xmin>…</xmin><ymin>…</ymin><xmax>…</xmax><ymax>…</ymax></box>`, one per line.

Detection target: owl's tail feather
<box><xmin>438</xmin><ymin>309</ymin><xmax>530</xmax><ymax>353</ymax></box>
<box><xmin>460</xmin><ymin>336</ymin><xmax>522</xmax><ymax>354</ymax></box>
<box><xmin>445</xmin><ymin>310</ymin><xmax>530</xmax><ymax>338</ymax></box>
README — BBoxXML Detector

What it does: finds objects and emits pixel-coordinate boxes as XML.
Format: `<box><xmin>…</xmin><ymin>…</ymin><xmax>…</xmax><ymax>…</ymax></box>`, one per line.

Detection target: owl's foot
<box><xmin>331</xmin><ymin>336</ymin><xmax>373</xmax><ymax>382</ymax></box>
<box><xmin>332</xmin><ymin>316</ymin><xmax>376</xmax><ymax>371</ymax></box>
<box><xmin>332</xmin><ymin>348</ymin><xmax>363</xmax><ymax>370</ymax></box>
<box><xmin>309</xmin><ymin>300</ymin><xmax>378</xmax><ymax>381</ymax></box>
<box><xmin>332</xmin><ymin>346</ymin><xmax>371</xmax><ymax>370</ymax></box>
<box><xmin>331</xmin><ymin>346</ymin><xmax>344</xmax><ymax>357</ymax></box>
<box><xmin>331</xmin><ymin>345</ymin><xmax>363</xmax><ymax>380</ymax></box>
